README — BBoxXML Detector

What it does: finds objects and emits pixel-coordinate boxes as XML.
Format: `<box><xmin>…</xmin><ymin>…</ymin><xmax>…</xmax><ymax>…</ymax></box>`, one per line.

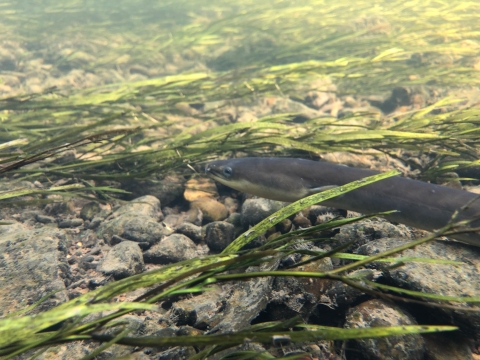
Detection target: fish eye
<box><xmin>223</xmin><ymin>167</ymin><xmax>233</xmax><ymax>177</ymax></box>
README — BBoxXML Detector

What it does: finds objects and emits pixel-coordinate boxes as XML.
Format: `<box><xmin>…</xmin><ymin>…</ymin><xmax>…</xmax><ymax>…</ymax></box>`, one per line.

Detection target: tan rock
<box><xmin>184</xmin><ymin>177</ymin><xmax>218</xmax><ymax>201</ymax></box>
<box><xmin>191</xmin><ymin>199</ymin><xmax>228</xmax><ymax>223</ymax></box>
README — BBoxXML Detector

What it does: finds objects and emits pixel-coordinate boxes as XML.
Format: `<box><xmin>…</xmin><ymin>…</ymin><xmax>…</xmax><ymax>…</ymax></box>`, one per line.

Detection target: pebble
<box><xmin>204</xmin><ymin>221</ymin><xmax>235</xmax><ymax>252</ymax></box>
<box><xmin>240</xmin><ymin>198</ymin><xmax>285</xmax><ymax>228</ymax></box>
<box><xmin>122</xmin><ymin>216</ymin><xmax>172</xmax><ymax>245</ymax></box>
<box><xmin>87</xmin><ymin>217</ymin><xmax>102</xmax><ymax>229</ymax></box>
<box><xmin>190</xmin><ymin>199</ymin><xmax>229</xmax><ymax>223</ymax></box>
<box><xmin>112</xmin><ymin>195</ymin><xmax>163</xmax><ymax>220</ymax></box>
<box><xmin>35</xmin><ymin>214</ymin><xmax>55</xmax><ymax>224</ymax></box>
<box><xmin>175</xmin><ymin>222</ymin><xmax>203</xmax><ymax>244</ymax></box>
<box><xmin>143</xmin><ymin>234</ymin><xmax>197</xmax><ymax>264</ymax></box>
<box><xmin>97</xmin><ymin>241</ymin><xmax>144</xmax><ymax>280</ymax></box>
<box><xmin>163</xmin><ymin>214</ymin><xmax>182</xmax><ymax>228</ymax></box>
<box><xmin>58</xmin><ymin>218</ymin><xmax>84</xmax><ymax>228</ymax></box>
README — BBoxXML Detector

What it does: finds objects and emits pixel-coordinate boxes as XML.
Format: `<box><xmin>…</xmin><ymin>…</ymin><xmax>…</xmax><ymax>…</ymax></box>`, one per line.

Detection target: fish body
<box><xmin>205</xmin><ymin>157</ymin><xmax>480</xmax><ymax>247</ymax></box>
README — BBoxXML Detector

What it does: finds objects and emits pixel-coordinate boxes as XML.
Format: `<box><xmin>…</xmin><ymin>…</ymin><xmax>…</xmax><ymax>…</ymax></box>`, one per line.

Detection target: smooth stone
<box><xmin>204</xmin><ymin>221</ymin><xmax>235</xmax><ymax>252</ymax></box>
<box><xmin>143</xmin><ymin>234</ymin><xmax>197</xmax><ymax>264</ymax></box>
<box><xmin>97</xmin><ymin>241</ymin><xmax>144</xmax><ymax>280</ymax></box>
<box><xmin>190</xmin><ymin>199</ymin><xmax>228</xmax><ymax>223</ymax></box>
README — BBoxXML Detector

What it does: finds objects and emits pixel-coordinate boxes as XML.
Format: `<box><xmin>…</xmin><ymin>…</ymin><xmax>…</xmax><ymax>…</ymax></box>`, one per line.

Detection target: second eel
<box><xmin>205</xmin><ymin>157</ymin><xmax>480</xmax><ymax>247</ymax></box>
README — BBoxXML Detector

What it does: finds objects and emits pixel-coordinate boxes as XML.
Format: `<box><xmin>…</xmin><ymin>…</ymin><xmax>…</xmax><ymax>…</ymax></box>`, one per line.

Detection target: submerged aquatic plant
<box><xmin>0</xmin><ymin>0</ymin><xmax>479</xmax><ymax>357</ymax></box>
<box><xmin>0</xmin><ymin>171</ymin><xmax>472</xmax><ymax>358</ymax></box>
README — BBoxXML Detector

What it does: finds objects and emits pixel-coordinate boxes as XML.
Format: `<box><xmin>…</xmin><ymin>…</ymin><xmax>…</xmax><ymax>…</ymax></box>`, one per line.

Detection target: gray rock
<box><xmin>240</xmin><ymin>198</ymin><xmax>286</xmax><ymax>228</ymax></box>
<box><xmin>176</xmin><ymin>222</ymin><xmax>203</xmax><ymax>244</ymax></box>
<box><xmin>96</xmin><ymin>196</ymin><xmax>171</xmax><ymax>246</ymax></box>
<box><xmin>357</xmin><ymin>237</ymin><xmax>480</xmax><ymax>337</ymax></box>
<box><xmin>325</xmin><ymin>269</ymin><xmax>375</xmax><ymax>309</ymax></box>
<box><xmin>163</xmin><ymin>214</ymin><xmax>182</xmax><ymax>228</ymax></box>
<box><xmin>184</xmin><ymin>207</ymin><xmax>203</xmax><ymax>226</ymax></box>
<box><xmin>269</xmin><ymin>256</ymin><xmax>334</xmax><ymax>320</ymax></box>
<box><xmin>226</xmin><ymin>212</ymin><xmax>242</xmax><ymax>227</ymax></box>
<box><xmin>143</xmin><ymin>234</ymin><xmax>197</xmax><ymax>264</ymax></box>
<box><xmin>170</xmin><ymin>287</ymin><xmax>224</xmax><ymax>329</ymax></box>
<box><xmin>44</xmin><ymin>200</ymin><xmax>75</xmax><ymax>215</ymax></box>
<box><xmin>122</xmin><ymin>216</ymin><xmax>171</xmax><ymax>245</ymax></box>
<box><xmin>332</xmin><ymin>219</ymin><xmax>412</xmax><ymax>248</ymax></box>
<box><xmin>204</xmin><ymin>221</ymin><xmax>235</xmax><ymax>252</ymax></box>
<box><xmin>80</xmin><ymin>201</ymin><xmax>101</xmax><ymax>221</ymax></box>
<box><xmin>35</xmin><ymin>214</ymin><xmax>55</xmax><ymax>224</ymax></box>
<box><xmin>208</xmin><ymin>259</ymin><xmax>280</xmax><ymax>334</ymax></box>
<box><xmin>96</xmin><ymin>214</ymin><xmax>130</xmax><ymax>240</ymax></box>
<box><xmin>97</xmin><ymin>241</ymin><xmax>144</xmax><ymax>279</ymax></box>
<box><xmin>88</xmin><ymin>217</ymin><xmax>102</xmax><ymax>229</ymax></box>
<box><xmin>0</xmin><ymin>223</ymin><xmax>70</xmax><ymax>316</ymax></box>
<box><xmin>225</xmin><ymin>212</ymin><xmax>244</xmax><ymax>237</ymax></box>
<box><xmin>0</xmin><ymin>180</ymin><xmax>35</xmax><ymax>194</ymax></box>
<box><xmin>58</xmin><ymin>218</ymin><xmax>84</xmax><ymax>228</ymax></box>
<box><xmin>345</xmin><ymin>299</ymin><xmax>425</xmax><ymax>360</ymax></box>
<box><xmin>112</xmin><ymin>195</ymin><xmax>163</xmax><ymax>220</ymax></box>
<box><xmin>165</xmin><ymin>260</ymin><xmax>279</xmax><ymax>339</ymax></box>
<box><xmin>79</xmin><ymin>254</ymin><xmax>98</xmax><ymax>270</ymax></box>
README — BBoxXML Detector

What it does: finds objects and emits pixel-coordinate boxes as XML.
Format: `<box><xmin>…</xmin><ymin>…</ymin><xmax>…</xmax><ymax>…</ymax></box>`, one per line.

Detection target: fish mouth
<box><xmin>205</xmin><ymin>163</ymin><xmax>223</xmax><ymax>180</ymax></box>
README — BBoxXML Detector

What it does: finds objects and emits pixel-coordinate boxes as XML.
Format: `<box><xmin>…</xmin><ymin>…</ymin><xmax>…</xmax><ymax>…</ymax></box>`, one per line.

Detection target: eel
<box><xmin>205</xmin><ymin>157</ymin><xmax>480</xmax><ymax>247</ymax></box>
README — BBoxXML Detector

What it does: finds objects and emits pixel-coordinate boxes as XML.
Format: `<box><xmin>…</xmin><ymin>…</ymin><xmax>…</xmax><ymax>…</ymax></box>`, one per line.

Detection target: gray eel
<box><xmin>205</xmin><ymin>157</ymin><xmax>480</xmax><ymax>247</ymax></box>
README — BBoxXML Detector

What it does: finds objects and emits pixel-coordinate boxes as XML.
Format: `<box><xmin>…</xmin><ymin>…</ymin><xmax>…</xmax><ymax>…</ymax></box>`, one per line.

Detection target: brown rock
<box><xmin>293</xmin><ymin>212</ymin><xmax>312</xmax><ymax>228</ymax></box>
<box><xmin>190</xmin><ymin>199</ymin><xmax>228</xmax><ymax>223</ymax></box>
<box><xmin>184</xmin><ymin>177</ymin><xmax>218</xmax><ymax>201</ymax></box>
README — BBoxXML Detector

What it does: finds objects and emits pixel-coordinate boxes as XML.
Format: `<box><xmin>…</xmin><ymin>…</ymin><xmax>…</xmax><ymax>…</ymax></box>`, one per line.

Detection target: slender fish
<box><xmin>205</xmin><ymin>157</ymin><xmax>480</xmax><ymax>247</ymax></box>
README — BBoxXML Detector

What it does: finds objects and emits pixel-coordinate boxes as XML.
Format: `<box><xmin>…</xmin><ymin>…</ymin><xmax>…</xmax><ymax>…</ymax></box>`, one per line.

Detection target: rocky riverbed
<box><xmin>2</xmin><ymin>23</ymin><xmax>480</xmax><ymax>360</ymax></box>
<box><xmin>2</xmin><ymin>151</ymin><xmax>480</xmax><ymax>359</ymax></box>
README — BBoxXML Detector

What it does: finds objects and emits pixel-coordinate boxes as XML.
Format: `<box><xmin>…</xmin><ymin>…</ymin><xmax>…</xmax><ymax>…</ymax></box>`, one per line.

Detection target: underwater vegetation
<box><xmin>0</xmin><ymin>0</ymin><xmax>480</xmax><ymax>358</ymax></box>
